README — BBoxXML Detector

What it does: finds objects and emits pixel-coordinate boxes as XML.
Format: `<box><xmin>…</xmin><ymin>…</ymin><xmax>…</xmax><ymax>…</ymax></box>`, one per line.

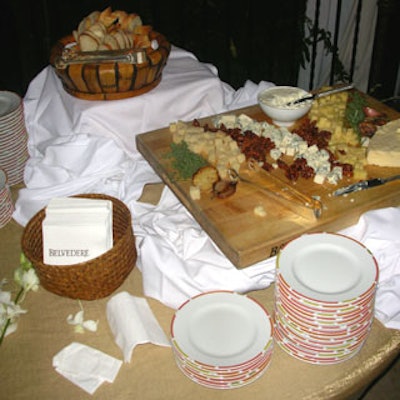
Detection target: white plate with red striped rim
<box><xmin>277</xmin><ymin>233</ymin><xmax>378</xmax><ymax>303</ymax></box>
<box><xmin>171</xmin><ymin>291</ymin><xmax>273</xmax><ymax>368</ymax></box>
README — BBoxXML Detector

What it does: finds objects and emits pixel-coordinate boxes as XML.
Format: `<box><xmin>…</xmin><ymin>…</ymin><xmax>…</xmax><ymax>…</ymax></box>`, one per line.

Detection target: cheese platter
<box><xmin>136</xmin><ymin>90</ymin><xmax>400</xmax><ymax>268</ymax></box>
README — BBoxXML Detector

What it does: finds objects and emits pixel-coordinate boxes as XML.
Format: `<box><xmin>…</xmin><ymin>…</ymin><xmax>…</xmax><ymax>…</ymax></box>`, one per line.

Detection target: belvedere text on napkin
<box><xmin>42</xmin><ymin>197</ymin><xmax>113</xmax><ymax>265</ymax></box>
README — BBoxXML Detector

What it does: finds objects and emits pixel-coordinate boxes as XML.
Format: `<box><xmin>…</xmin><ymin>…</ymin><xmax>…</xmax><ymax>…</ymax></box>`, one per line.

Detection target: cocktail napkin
<box><xmin>53</xmin><ymin>342</ymin><xmax>122</xmax><ymax>395</ymax></box>
<box><xmin>42</xmin><ymin>197</ymin><xmax>113</xmax><ymax>265</ymax></box>
<box><xmin>106</xmin><ymin>292</ymin><xmax>171</xmax><ymax>362</ymax></box>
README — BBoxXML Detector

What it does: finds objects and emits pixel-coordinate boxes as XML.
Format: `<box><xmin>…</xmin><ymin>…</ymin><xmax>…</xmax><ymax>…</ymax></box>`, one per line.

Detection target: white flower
<box><xmin>0</xmin><ymin>289</ymin><xmax>11</xmax><ymax>304</ymax></box>
<box><xmin>0</xmin><ymin>253</ymin><xmax>39</xmax><ymax>346</ymax></box>
<box><xmin>67</xmin><ymin>309</ymin><xmax>98</xmax><ymax>334</ymax></box>
<box><xmin>0</xmin><ymin>298</ymin><xmax>27</xmax><ymax>338</ymax></box>
<box><xmin>14</xmin><ymin>267</ymin><xmax>40</xmax><ymax>294</ymax></box>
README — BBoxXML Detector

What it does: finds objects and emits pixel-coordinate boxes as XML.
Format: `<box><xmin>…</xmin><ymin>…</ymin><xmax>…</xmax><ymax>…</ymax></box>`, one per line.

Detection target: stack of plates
<box><xmin>274</xmin><ymin>232</ymin><xmax>379</xmax><ymax>365</ymax></box>
<box><xmin>170</xmin><ymin>291</ymin><xmax>274</xmax><ymax>389</ymax></box>
<box><xmin>0</xmin><ymin>169</ymin><xmax>14</xmax><ymax>227</ymax></box>
<box><xmin>0</xmin><ymin>91</ymin><xmax>29</xmax><ymax>185</ymax></box>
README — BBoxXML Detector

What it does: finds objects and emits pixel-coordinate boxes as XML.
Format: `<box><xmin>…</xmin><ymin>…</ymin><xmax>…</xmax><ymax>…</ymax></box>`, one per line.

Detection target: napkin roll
<box><xmin>42</xmin><ymin>197</ymin><xmax>113</xmax><ymax>265</ymax></box>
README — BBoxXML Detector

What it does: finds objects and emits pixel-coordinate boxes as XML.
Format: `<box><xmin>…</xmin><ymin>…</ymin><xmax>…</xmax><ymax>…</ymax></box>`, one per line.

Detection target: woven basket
<box><xmin>21</xmin><ymin>194</ymin><xmax>136</xmax><ymax>300</ymax></box>
<box><xmin>49</xmin><ymin>30</ymin><xmax>171</xmax><ymax>101</ymax></box>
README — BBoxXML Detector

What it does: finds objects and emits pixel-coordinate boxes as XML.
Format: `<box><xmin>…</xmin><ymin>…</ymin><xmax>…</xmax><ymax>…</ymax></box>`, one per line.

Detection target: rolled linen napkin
<box><xmin>106</xmin><ymin>292</ymin><xmax>171</xmax><ymax>363</ymax></box>
<box><xmin>53</xmin><ymin>342</ymin><xmax>122</xmax><ymax>394</ymax></box>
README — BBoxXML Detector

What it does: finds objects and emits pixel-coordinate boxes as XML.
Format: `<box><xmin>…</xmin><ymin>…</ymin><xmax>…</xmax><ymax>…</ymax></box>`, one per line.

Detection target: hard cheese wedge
<box><xmin>367</xmin><ymin>119</ymin><xmax>400</xmax><ymax>167</ymax></box>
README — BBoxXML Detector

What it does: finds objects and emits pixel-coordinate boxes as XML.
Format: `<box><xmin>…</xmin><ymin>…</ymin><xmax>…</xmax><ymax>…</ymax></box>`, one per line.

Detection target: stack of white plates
<box><xmin>274</xmin><ymin>232</ymin><xmax>379</xmax><ymax>365</ymax></box>
<box><xmin>0</xmin><ymin>91</ymin><xmax>29</xmax><ymax>186</ymax></box>
<box><xmin>170</xmin><ymin>291</ymin><xmax>274</xmax><ymax>389</ymax></box>
<box><xmin>0</xmin><ymin>169</ymin><xmax>14</xmax><ymax>227</ymax></box>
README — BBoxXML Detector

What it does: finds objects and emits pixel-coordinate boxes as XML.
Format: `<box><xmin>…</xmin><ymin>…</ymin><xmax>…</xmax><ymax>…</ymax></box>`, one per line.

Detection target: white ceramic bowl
<box><xmin>258</xmin><ymin>86</ymin><xmax>312</xmax><ymax>127</ymax></box>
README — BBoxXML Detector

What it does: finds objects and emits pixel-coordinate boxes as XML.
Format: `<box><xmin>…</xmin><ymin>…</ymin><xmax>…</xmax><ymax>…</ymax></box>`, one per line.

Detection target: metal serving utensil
<box><xmin>55</xmin><ymin>47</ymin><xmax>147</xmax><ymax>69</ymax></box>
<box><xmin>333</xmin><ymin>174</ymin><xmax>400</xmax><ymax>196</ymax></box>
<box><xmin>287</xmin><ymin>83</ymin><xmax>354</xmax><ymax>106</ymax></box>
<box><xmin>228</xmin><ymin>161</ymin><xmax>323</xmax><ymax>219</ymax></box>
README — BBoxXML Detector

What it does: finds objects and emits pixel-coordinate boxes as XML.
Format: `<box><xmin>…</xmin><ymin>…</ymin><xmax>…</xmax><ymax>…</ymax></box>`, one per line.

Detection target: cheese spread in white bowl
<box><xmin>258</xmin><ymin>86</ymin><xmax>312</xmax><ymax>127</ymax></box>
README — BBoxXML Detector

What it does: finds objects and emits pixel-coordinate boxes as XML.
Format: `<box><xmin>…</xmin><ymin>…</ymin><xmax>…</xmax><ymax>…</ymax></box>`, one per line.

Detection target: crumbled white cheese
<box><xmin>326</xmin><ymin>166</ymin><xmax>343</xmax><ymax>185</ymax></box>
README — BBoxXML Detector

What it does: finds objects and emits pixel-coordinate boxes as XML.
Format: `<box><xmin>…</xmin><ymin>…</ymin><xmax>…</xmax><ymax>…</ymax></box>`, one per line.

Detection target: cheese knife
<box><xmin>288</xmin><ymin>83</ymin><xmax>354</xmax><ymax>106</ymax></box>
<box><xmin>333</xmin><ymin>174</ymin><xmax>400</xmax><ymax>196</ymax></box>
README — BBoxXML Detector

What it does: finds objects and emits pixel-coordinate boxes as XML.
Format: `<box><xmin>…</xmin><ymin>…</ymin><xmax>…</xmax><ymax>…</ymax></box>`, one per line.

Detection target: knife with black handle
<box><xmin>288</xmin><ymin>84</ymin><xmax>354</xmax><ymax>106</ymax></box>
<box><xmin>333</xmin><ymin>174</ymin><xmax>400</xmax><ymax>196</ymax></box>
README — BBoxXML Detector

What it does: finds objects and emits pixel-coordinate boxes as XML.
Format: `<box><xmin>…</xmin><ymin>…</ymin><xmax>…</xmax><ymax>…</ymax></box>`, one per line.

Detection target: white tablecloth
<box><xmin>13</xmin><ymin>46</ymin><xmax>400</xmax><ymax>329</ymax></box>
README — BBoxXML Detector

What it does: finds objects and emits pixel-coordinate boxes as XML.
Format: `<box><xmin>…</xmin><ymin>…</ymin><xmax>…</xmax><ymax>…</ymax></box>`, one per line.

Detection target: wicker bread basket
<box><xmin>49</xmin><ymin>30</ymin><xmax>171</xmax><ymax>101</ymax></box>
<box><xmin>21</xmin><ymin>194</ymin><xmax>136</xmax><ymax>300</ymax></box>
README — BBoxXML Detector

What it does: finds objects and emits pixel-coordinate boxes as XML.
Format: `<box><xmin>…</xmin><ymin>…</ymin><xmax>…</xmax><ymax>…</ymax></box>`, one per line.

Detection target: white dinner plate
<box><xmin>171</xmin><ymin>291</ymin><xmax>273</xmax><ymax>367</ymax></box>
<box><xmin>0</xmin><ymin>91</ymin><xmax>21</xmax><ymax>118</ymax></box>
<box><xmin>277</xmin><ymin>233</ymin><xmax>378</xmax><ymax>302</ymax></box>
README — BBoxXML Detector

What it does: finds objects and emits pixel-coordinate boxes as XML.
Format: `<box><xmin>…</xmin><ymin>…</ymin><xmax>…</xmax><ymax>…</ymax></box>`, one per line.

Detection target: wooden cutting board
<box><xmin>136</xmin><ymin>96</ymin><xmax>400</xmax><ymax>268</ymax></box>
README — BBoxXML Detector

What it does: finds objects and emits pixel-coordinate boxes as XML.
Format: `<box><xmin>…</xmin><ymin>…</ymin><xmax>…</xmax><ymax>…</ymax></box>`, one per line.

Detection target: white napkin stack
<box><xmin>42</xmin><ymin>197</ymin><xmax>113</xmax><ymax>265</ymax></box>
<box><xmin>106</xmin><ymin>292</ymin><xmax>171</xmax><ymax>362</ymax></box>
<box><xmin>53</xmin><ymin>342</ymin><xmax>122</xmax><ymax>395</ymax></box>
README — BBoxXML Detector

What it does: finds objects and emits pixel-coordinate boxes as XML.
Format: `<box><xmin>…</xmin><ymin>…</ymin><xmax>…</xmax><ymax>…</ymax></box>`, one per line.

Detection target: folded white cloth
<box><xmin>135</xmin><ymin>186</ymin><xmax>400</xmax><ymax>331</ymax></box>
<box><xmin>53</xmin><ymin>342</ymin><xmax>122</xmax><ymax>394</ymax></box>
<box><xmin>14</xmin><ymin>133</ymin><xmax>131</xmax><ymax>225</ymax></box>
<box><xmin>106</xmin><ymin>292</ymin><xmax>171</xmax><ymax>362</ymax></box>
<box><xmin>339</xmin><ymin>207</ymin><xmax>400</xmax><ymax>330</ymax></box>
<box><xmin>135</xmin><ymin>188</ymin><xmax>277</xmax><ymax>309</ymax></box>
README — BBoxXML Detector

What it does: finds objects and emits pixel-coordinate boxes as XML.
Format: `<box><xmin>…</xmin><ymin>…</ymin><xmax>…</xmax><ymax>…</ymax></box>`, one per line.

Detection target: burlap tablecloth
<box><xmin>1</xmin><ymin>186</ymin><xmax>400</xmax><ymax>400</ymax></box>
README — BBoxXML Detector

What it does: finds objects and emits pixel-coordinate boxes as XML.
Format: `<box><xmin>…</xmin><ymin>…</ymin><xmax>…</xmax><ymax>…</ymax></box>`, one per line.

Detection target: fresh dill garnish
<box><xmin>165</xmin><ymin>141</ymin><xmax>209</xmax><ymax>179</ymax></box>
<box><xmin>345</xmin><ymin>91</ymin><xmax>366</xmax><ymax>141</ymax></box>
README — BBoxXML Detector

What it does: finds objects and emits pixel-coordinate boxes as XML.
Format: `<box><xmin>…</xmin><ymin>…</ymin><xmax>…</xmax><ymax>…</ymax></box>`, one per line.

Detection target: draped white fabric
<box><xmin>14</xmin><ymin>46</ymin><xmax>277</xmax><ymax>309</ymax></box>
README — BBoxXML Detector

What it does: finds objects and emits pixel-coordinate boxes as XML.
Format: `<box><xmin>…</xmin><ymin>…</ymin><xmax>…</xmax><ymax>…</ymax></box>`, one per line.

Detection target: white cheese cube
<box><xmin>270</xmin><ymin>148</ymin><xmax>282</xmax><ymax>160</ymax></box>
<box><xmin>190</xmin><ymin>185</ymin><xmax>201</xmax><ymax>200</ymax></box>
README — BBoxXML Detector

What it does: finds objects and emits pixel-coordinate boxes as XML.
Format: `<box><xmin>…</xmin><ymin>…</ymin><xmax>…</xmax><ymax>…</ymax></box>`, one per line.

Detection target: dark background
<box><xmin>1</xmin><ymin>0</ymin><xmax>399</xmax><ymax>105</ymax></box>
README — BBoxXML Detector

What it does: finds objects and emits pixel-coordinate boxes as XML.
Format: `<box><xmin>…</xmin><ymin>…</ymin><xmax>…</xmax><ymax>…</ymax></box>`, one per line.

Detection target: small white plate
<box><xmin>171</xmin><ymin>291</ymin><xmax>273</xmax><ymax>367</ymax></box>
<box><xmin>277</xmin><ymin>233</ymin><xmax>378</xmax><ymax>302</ymax></box>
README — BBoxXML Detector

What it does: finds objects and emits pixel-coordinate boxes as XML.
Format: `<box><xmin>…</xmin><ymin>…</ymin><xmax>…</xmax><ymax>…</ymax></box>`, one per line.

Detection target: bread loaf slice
<box><xmin>77</xmin><ymin>11</ymin><xmax>100</xmax><ymax>35</ymax></box>
<box><xmin>192</xmin><ymin>166</ymin><xmax>220</xmax><ymax>192</ymax></box>
<box><xmin>100</xmin><ymin>34</ymin><xmax>119</xmax><ymax>50</ymax></box>
<box><xmin>79</xmin><ymin>32</ymin><xmax>102</xmax><ymax>52</ymax></box>
<box><xmin>123</xmin><ymin>14</ymin><xmax>143</xmax><ymax>32</ymax></box>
